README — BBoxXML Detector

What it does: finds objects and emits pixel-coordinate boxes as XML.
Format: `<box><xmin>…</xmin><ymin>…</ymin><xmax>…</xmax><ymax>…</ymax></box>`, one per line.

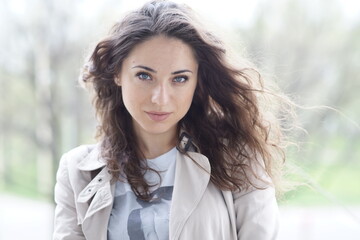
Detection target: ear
<box><xmin>114</xmin><ymin>76</ymin><xmax>122</xmax><ymax>86</ymax></box>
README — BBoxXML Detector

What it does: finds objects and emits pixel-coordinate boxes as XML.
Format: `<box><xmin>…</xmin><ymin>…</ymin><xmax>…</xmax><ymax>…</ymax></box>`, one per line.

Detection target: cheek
<box><xmin>178</xmin><ymin>86</ymin><xmax>197</xmax><ymax>113</ymax></box>
<box><xmin>121</xmin><ymin>84</ymin><xmax>143</xmax><ymax>113</ymax></box>
<box><xmin>184</xmin><ymin>92</ymin><xmax>195</xmax><ymax>106</ymax></box>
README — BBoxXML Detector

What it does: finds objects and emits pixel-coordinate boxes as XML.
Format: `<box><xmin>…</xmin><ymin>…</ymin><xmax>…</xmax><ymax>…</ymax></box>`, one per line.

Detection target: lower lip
<box><xmin>146</xmin><ymin>112</ymin><xmax>171</xmax><ymax>122</ymax></box>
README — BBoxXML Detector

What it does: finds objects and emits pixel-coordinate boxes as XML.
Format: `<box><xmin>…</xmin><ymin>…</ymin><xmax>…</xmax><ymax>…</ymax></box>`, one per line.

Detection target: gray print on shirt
<box><xmin>111</xmin><ymin>186</ymin><xmax>173</xmax><ymax>240</ymax></box>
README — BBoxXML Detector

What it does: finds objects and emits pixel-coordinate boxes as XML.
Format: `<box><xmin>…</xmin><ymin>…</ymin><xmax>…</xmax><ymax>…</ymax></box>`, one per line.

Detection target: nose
<box><xmin>151</xmin><ymin>83</ymin><xmax>170</xmax><ymax>106</ymax></box>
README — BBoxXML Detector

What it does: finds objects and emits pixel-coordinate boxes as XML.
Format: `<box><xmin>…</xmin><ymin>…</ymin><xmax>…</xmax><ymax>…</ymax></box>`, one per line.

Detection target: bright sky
<box><xmin>7</xmin><ymin>0</ymin><xmax>360</xmax><ymax>28</ymax></box>
<box><xmin>116</xmin><ymin>0</ymin><xmax>360</xmax><ymax>27</ymax></box>
<box><xmin>118</xmin><ymin>0</ymin><xmax>260</xmax><ymax>27</ymax></box>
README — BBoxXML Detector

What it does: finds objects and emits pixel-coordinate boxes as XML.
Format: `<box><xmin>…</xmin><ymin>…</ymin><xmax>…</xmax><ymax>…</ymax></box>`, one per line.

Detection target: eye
<box><xmin>173</xmin><ymin>75</ymin><xmax>188</xmax><ymax>83</ymax></box>
<box><xmin>136</xmin><ymin>72</ymin><xmax>152</xmax><ymax>80</ymax></box>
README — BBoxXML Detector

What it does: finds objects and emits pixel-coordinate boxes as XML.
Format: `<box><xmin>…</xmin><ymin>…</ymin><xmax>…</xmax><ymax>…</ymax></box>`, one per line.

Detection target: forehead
<box><xmin>123</xmin><ymin>35</ymin><xmax>198</xmax><ymax>70</ymax></box>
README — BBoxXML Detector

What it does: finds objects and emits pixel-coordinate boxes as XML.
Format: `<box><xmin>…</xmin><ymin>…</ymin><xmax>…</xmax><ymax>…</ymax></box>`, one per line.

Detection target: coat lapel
<box><xmin>169</xmin><ymin>151</ymin><xmax>211</xmax><ymax>239</ymax></box>
<box><xmin>76</xmin><ymin>144</ymin><xmax>115</xmax><ymax>240</ymax></box>
<box><xmin>221</xmin><ymin>190</ymin><xmax>237</xmax><ymax>238</ymax></box>
<box><xmin>77</xmin><ymin>167</ymin><xmax>113</xmax><ymax>219</ymax></box>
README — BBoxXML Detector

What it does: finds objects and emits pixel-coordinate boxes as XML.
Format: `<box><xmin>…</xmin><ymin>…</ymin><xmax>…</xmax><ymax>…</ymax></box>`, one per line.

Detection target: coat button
<box><xmin>98</xmin><ymin>178</ymin><xmax>102</xmax><ymax>182</ymax></box>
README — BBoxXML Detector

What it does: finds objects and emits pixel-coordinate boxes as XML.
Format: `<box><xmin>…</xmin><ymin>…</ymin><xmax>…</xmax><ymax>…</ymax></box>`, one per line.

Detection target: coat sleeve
<box><xmin>233</xmin><ymin>186</ymin><xmax>279</xmax><ymax>240</ymax></box>
<box><xmin>53</xmin><ymin>153</ymin><xmax>86</xmax><ymax>240</ymax></box>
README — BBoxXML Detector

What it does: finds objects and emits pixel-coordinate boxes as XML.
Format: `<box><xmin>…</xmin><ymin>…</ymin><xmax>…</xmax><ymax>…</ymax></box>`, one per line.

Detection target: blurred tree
<box><xmin>238</xmin><ymin>0</ymin><xmax>359</xmax><ymax>148</ymax></box>
<box><xmin>0</xmin><ymin>0</ymin><xmax>123</xmax><ymax>199</ymax></box>
<box><xmin>237</xmin><ymin>0</ymin><xmax>360</xmax><ymax>204</ymax></box>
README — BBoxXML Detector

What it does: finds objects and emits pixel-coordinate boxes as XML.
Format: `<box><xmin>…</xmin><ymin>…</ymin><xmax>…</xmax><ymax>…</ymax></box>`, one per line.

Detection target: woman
<box><xmin>53</xmin><ymin>1</ymin><xmax>289</xmax><ymax>239</ymax></box>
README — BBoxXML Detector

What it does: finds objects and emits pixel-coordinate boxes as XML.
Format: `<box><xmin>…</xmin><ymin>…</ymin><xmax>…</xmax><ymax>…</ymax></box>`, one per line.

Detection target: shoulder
<box><xmin>63</xmin><ymin>144</ymin><xmax>98</xmax><ymax>160</ymax></box>
<box><xmin>55</xmin><ymin>144</ymin><xmax>102</xmax><ymax>196</ymax></box>
<box><xmin>57</xmin><ymin>144</ymin><xmax>100</xmax><ymax>178</ymax></box>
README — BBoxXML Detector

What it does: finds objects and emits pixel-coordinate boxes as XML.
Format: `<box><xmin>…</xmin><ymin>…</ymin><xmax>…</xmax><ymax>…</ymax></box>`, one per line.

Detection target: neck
<box><xmin>134</xmin><ymin>125</ymin><xmax>178</xmax><ymax>159</ymax></box>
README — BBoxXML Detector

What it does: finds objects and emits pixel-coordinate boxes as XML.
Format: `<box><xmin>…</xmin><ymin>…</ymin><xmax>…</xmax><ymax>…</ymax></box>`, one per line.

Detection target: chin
<box><xmin>141</xmin><ymin>122</ymin><xmax>176</xmax><ymax>135</ymax></box>
<box><xmin>146</xmin><ymin>127</ymin><xmax>173</xmax><ymax>135</ymax></box>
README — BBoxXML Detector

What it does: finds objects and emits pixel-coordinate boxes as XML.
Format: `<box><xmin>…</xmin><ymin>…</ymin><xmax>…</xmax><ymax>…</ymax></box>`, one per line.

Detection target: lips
<box><xmin>146</xmin><ymin>111</ymin><xmax>171</xmax><ymax>121</ymax></box>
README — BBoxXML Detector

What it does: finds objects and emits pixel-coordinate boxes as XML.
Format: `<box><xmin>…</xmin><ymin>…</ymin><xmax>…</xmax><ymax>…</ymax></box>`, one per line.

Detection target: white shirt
<box><xmin>107</xmin><ymin>147</ymin><xmax>177</xmax><ymax>240</ymax></box>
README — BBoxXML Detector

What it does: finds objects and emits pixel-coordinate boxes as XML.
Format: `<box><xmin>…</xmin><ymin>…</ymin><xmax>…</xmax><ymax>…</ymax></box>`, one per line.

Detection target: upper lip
<box><xmin>146</xmin><ymin>111</ymin><xmax>171</xmax><ymax>115</ymax></box>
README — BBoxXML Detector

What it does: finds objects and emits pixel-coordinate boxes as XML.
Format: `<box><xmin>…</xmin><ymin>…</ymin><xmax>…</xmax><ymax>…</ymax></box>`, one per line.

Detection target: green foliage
<box><xmin>281</xmin><ymin>136</ymin><xmax>360</xmax><ymax>205</ymax></box>
<box><xmin>282</xmin><ymin>164</ymin><xmax>360</xmax><ymax>205</ymax></box>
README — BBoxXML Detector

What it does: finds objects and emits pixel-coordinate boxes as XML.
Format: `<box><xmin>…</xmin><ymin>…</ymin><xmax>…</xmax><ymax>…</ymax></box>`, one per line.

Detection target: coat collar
<box><xmin>77</xmin><ymin>143</ymin><xmax>106</xmax><ymax>171</ymax></box>
<box><xmin>76</xmin><ymin>151</ymin><xmax>212</xmax><ymax>240</ymax></box>
<box><xmin>76</xmin><ymin>131</ymin><xmax>199</xmax><ymax>172</ymax></box>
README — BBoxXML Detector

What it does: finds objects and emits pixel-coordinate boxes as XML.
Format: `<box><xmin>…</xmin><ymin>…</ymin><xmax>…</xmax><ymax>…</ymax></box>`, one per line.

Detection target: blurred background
<box><xmin>0</xmin><ymin>0</ymin><xmax>359</xmax><ymax>239</ymax></box>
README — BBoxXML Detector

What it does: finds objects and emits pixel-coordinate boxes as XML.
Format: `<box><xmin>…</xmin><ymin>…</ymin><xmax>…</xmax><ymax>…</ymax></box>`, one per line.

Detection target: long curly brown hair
<box><xmin>81</xmin><ymin>0</ymin><xmax>292</xmax><ymax>200</ymax></box>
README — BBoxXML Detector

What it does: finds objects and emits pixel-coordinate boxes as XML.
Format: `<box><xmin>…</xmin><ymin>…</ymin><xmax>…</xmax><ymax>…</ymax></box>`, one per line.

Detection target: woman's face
<box><xmin>118</xmin><ymin>35</ymin><xmax>198</xmax><ymax>140</ymax></box>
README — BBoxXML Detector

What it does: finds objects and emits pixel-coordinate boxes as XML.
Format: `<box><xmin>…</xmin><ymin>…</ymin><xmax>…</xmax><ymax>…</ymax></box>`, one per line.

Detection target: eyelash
<box><xmin>136</xmin><ymin>72</ymin><xmax>152</xmax><ymax>80</ymax></box>
<box><xmin>135</xmin><ymin>72</ymin><xmax>189</xmax><ymax>83</ymax></box>
<box><xmin>173</xmin><ymin>75</ymin><xmax>188</xmax><ymax>83</ymax></box>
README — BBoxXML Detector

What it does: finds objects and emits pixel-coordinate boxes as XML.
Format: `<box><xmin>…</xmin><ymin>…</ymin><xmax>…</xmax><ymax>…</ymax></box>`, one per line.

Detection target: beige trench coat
<box><xmin>53</xmin><ymin>144</ymin><xmax>279</xmax><ymax>240</ymax></box>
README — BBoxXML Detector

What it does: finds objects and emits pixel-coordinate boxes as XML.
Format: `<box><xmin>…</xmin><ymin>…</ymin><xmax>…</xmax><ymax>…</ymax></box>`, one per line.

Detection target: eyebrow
<box><xmin>132</xmin><ymin>65</ymin><xmax>193</xmax><ymax>74</ymax></box>
<box><xmin>132</xmin><ymin>65</ymin><xmax>157</xmax><ymax>73</ymax></box>
<box><xmin>171</xmin><ymin>70</ymin><xmax>193</xmax><ymax>75</ymax></box>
